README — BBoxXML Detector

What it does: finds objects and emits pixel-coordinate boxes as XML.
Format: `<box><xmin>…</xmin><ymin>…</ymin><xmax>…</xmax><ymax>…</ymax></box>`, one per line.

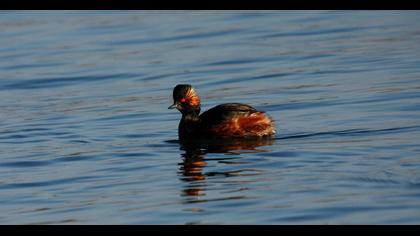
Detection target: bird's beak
<box><xmin>168</xmin><ymin>103</ymin><xmax>178</xmax><ymax>109</ymax></box>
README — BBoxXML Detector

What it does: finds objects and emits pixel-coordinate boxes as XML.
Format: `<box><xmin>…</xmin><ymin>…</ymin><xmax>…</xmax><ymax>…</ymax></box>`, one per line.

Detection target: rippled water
<box><xmin>1</xmin><ymin>10</ymin><xmax>420</xmax><ymax>224</ymax></box>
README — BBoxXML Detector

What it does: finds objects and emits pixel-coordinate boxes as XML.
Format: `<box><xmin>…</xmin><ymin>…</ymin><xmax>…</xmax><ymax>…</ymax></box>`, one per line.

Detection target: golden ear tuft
<box><xmin>186</xmin><ymin>88</ymin><xmax>200</xmax><ymax>107</ymax></box>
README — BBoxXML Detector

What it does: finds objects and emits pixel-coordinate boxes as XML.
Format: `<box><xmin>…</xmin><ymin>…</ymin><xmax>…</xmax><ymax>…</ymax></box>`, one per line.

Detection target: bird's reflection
<box><xmin>177</xmin><ymin>138</ymin><xmax>274</xmax><ymax>199</ymax></box>
<box><xmin>179</xmin><ymin>148</ymin><xmax>207</xmax><ymax>197</ymax></box>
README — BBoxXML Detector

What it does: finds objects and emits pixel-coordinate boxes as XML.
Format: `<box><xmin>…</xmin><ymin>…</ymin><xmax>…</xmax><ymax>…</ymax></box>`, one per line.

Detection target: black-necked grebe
<box><xmin>168</xmin><ymin>84</ymin><xmax>276</xmax><ymax>139</ymax></box>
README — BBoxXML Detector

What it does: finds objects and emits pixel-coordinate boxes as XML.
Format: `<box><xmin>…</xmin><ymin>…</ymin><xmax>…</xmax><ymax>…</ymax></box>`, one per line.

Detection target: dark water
<box><xmin>1</xmin><ymin>10</ymin><xmax>420</xmax><ymax>224</ymax></box>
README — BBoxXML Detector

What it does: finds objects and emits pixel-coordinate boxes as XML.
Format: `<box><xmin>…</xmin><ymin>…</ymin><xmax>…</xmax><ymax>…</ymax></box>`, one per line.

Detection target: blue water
<box><xmin>1</xmin><ymin>10</ymin><xmax>420</xmax><ymax>224</ymax></box>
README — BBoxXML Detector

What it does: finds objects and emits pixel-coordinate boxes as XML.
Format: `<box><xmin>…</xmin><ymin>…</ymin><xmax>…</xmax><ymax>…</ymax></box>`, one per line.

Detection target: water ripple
<box><xmin>0</xmin><ymin>176</ymin><xmax>98</xmax><ymax>190</ymax></box>
<box><xmin>277</xmin><ymin>126</ymin><xmax>420</xmax><ymax>140</ymax></box>
<box><xmin>0</xmin><ymin>73</ymin><xmax>140</xmax><ymax>90</ymax></box>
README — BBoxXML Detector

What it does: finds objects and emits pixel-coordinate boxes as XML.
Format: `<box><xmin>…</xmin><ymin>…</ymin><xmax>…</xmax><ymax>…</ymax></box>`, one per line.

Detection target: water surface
<box><xmin>1</xmin><ymin>10</ymin><xmax>420</xmax><ymax>224</ymax></box>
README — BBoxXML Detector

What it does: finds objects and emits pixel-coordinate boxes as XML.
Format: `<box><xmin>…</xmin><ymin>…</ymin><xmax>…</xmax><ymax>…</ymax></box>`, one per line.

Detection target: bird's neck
<box><xmin>181</xmin><ymin>109</ymin><xmax>200</xmax><ymax>123</ymax></box>
<box><xmin>179</xmin><ymin>109</ymin><xmax>201</xmax><ymax>139</ymax></box>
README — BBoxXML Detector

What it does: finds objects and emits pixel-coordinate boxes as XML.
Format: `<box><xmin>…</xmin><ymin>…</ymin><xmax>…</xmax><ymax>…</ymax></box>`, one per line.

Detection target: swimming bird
<box><xmin>169</xmin><ymin>84</ymin><xmax>276</xmax><ymax>139</ymax></box>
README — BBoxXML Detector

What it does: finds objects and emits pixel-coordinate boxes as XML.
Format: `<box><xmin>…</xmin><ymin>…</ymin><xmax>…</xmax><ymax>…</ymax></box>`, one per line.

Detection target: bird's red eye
<box><xmin>180</xmin><ymin>98</ymin><xmax>187</xmax><ymax>103</ymax></box>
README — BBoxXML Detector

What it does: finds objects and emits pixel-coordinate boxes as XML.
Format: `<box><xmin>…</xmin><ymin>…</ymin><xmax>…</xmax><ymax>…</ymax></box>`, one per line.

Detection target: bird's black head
<box><xmin>168</xmin><ymin>84</ymin><xmax>201</xmax><ymax>114</ymax></box>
